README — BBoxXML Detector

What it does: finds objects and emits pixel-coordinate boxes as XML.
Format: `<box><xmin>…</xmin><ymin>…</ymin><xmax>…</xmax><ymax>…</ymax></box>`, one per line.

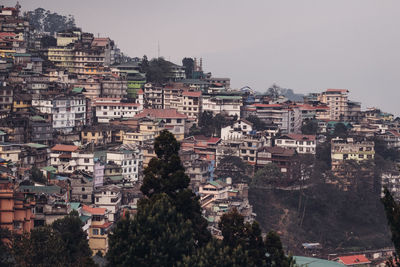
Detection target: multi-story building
<box><xmin>163</xmin><ymin>84</ymin><xmax>184</xmax><ymax>109</ymax></box>
<box><xmin>331</xmin><ymin>137</ymin><xmax>375</xmax><ymax>172</ymax></box>
<box><xmin>221</xmin><ymin>119</ymin><xmax>253</xmax><ymax>140</ymax></box>
<box><xmin>93</xmin><ymin>98</ymin><xmax>142</xmax><ymax>123</ymax></box>
<box><xmin>135</xmin><ymin>109</ymin><xmax>188</xmax><ymax>140</ymax></box>
<box><xmin>0</xmin><ymin>84</ymin><xmax>13</xmax><ymax>114</ymax></box>
<box><xmin>173</xmin><ymin>90</ymin><xmax>202</xmax><ymax>122</ymax></box>
<box><xmin>256</xmin><ymin>146</ymin><xmax>297</xmax><ymax>175</ymax></box>
<box><xmin>143</xmin><ymin>83</ymin><xmax>163</xmax><ymax>109</ymax></box>
<box><xmin>275</xmin><ymin>134</ymin><xmax>316</xmax><ymax>155</ymax></box>
<box><xmin>0</xmin><ymin>177</ymin><xmax>35</xmax><ymax>234</ymax></box>
<box><xmin>93</xmin><ymin>185</ymin><xmax>122</xmax><ymax>222</ymax></box>
<box><xmin>82</xmin><ymin>205</ymin><xmax>112</xmax><ymax>256</ymax></box>
<box><xmin>100</xmin><ymin>78</ymin><xmax>127</xmax><ymax>99</ymax></box>
<box><xmin>70</xmin><ymin>173</ymin><xmax>93</xmax><ymax>204</ymax></box>
<box><xmin>318</xmin><ymin>89</ymin><xmax>349</xmax><ymax>121</ymax></box>
<box><xmin>202</xmin><ymin>94</ymin><xmax>242</xmax><ymax>117</ymax></box>
<box><xmin>81</xmin><ymin>125</ymin><xmax>112</xmax><ymax>145</ymax></box>
<box><xmin>32</xmin><ymin>94</ymin><xmax>86</xmax><ymax>133</ymax></box>
<box><xmin>107</xmin><ymin>146</ymin><xmax>142</xmax><ymax>182</ymax></box>
<box><xmin>246</xmin><ymin>103</ymin><xmax>301</xmax><ymax>134</ymax></box>
<box><xmin>50</xmin><ymin>144</ymin><xmax>95</xmax><ymax>173</ymax></box>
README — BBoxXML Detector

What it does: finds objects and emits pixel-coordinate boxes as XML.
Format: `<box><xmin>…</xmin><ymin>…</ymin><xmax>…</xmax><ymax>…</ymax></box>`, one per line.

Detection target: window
<box><xmin>84</xmin><ymin>158</ymin><xmax>90</xmax><ymax>163</ymax></box>
<box><xmin>92</xmin><ymin>228</ymin><xmax>99</xmax><ymax>235</ymax></box>
<box><xmin>177</xmin><ymin>119</ymin><xmax>182</xmax><ymax>123</ymax></box>
<box><xmin>82</xmin><ymin>194</ymin><xmax>87</xmax><ymax>199</ymax></box>
<box><xmin>82</xmin><ymin>187</ymin><xmax>85</xmax><ymax>191</ymax></box>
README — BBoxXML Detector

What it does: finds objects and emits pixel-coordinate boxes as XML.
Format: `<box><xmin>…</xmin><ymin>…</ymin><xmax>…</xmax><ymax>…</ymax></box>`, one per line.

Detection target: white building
<box><xmin>106</xmin><ymin>146</ymin><xmax>142</xmax><ymax>182</ymax></box>
<box><xmin>275</xmin><ymin>134</ymin><xmax>316</xmax><ymax>154</ymax></box>
<box><xmin>221</xmin><ymin>119</ymin><xmax>253</xmax><ymax>140</ymax></box>
<box><xmin>93</xmin><ymin>97</ymin><xmax>143</xmax><ymax>123</ymax></box>
<box><xmin>202</xmin><ymin>95</ymin><xmax>242</xmax><ymax>117</ymax></box>
<box><xmin>50</xmin><ymin>144</ymin><xmax>95</xmax><ymax>173</ymax></box>
<box><xmin>94</xmin><ymin>185</ymin><xmax>122</xmax><ymax>222</ymax></box>
<box><xmin>32</xmin><ymin>95</ymin><xmax>86</xmax><ymax>133</ymax></box>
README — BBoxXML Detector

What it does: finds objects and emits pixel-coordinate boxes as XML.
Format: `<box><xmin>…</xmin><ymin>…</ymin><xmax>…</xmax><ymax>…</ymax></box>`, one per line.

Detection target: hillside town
<box><xmin>1</xmin><ymin>4</ymin><xmax>400</xmax><ymax>266</ymax></box>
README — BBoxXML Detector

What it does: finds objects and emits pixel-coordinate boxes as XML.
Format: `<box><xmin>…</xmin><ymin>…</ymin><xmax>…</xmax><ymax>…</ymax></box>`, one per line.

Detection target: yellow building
<box><xmin>82</xmin><ymin>205</ymin><xmax>112</xmax><ymax>256</ymax></box>
<box><xmin>12</xmin><ymin>94</ymin><xmax>31</xmax><ymax>112</ymax></box>
<box><xmin>123</xmin><ymin>118</ymin><xmax>162</xmax><ymax>146</ymax></box>
<box><xmin>81</xmin><ymin>126</ymin><xmax>112</xmax><ymax>145</ymax></box>
<box><xmin>47</xmin><ymin>47</ymin><xmax>75</xmax><ymax>72</ymax></box>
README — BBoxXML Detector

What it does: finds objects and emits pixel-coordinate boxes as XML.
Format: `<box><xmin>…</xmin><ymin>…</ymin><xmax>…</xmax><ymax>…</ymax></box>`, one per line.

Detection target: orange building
<box><xmin>0</xmin><ymin>175</ymin><xmax>35</xmax><ymax>234</ymax></box>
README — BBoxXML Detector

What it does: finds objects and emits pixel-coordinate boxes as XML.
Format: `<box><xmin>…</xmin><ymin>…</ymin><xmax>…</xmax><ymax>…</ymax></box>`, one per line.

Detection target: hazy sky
<box><xmin>5</xmin><ymin>0</ymin><xmax>400</xmax><ymax>115</ymax></box>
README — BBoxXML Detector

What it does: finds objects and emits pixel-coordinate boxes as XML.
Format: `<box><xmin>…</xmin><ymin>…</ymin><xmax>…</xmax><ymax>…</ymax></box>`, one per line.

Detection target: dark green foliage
<box><xmin>374</xmin><ymin>138</ymin><xmax>400</xmax><ymax>162</ymax></box>
<box><xmin>109</xmin><ymin>130</ymin><xmax>210</xmax><ymax>266</ymax></box>
<box><xmin>0</xmin><ymin>228</ymin><xmax>13</xmax><ymax>267</ymax></box>
<box><xmin>40</xmin><ymin>35</ymin><xmax>57</xmax><ymax>48</ymax></box>
<box><xmin>215</xmin><ymin>155</ymin><xmax>251</xmax><ymax>184</ymax></box>
<box><xmin>142</xmin><ymin>57</ymin><xmax>174</xmax><ymax>84</ymax></box>
<box><xmin>251</xmin><ymin>163</ymin><xmax>283</xmax><ymax>188</ymax></box>
<box><xmin>182</xmin><ymin>58</ymin><xmax>194</xmax><ymax>79</ymax></box>
<box><xmin>381</xmin><ymin>189</ymin><xmax>400</xmax><ymax>266</ymax></box>
<box><xmin>218</xmin><ymin>209</ymin><xmax>293</xmax><ymax>266</ymax></box>
<box><xmin>107</xmin><ymin>194</ymin><xmax>196</xmax><ymax>267</ymax></box>
<box><xmin>13</xmin><ymin>226</ymin><xmax>68</xmax><ymax>267</ymax></box>
<box><xmin>190</xmin><ymin>111</ymin><xmax>231</xmax><ymax>137</ymax></box>
<box><xmin>301</xmin><ymin>120</ymin><xmax>318</xmax><ymax>135</ymax></box>
<box><xmin>316</xmin><ymin>141</ymin><xmax>331</xmax><ymax>170</ymax></box>
<box><xmin>27</xmin><ymin>8</ymin><xmax>76</xmax><ymax>34</ymax></box>
<box><xmin>333</xmin><ymin>122</ymin><xmax>348</xmax><ymax>138</ymax></box>
<box><xmin>51</xmin><ymin>211</ymin><xmax>94</xmax><ymax>266</ymax></box>
<box><xmin>178</xmin><ymin>239</ymin><xmax>250</xmax><ymax>267</ymax></box>
<box><xmin>30</xmin><ymin>166</ymin><xmax>46</xmax><ymax>184</ymax></box>
<box><xmin>265</xmin><ymin>231</ymin><xmax>293</xmax><ymax>267</ymax></box>
<box><xmin>246</xmin><ymin>115</ymin><xmax>267</xmax><ymax>131</ymax></box>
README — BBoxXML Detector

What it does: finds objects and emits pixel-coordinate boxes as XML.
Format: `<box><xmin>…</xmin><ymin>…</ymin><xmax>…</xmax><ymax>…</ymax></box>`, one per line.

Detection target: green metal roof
<box><xmin>80</xmin><ymin>215</ymin><xmax>91</xmax><ymax>223</ymax></box>
<box><xmin>293</xmin><ymin>256</ymin><xmax>344</xmax><ymax>267</ymax></box>
<box><xmin>109</xmin><ymin>175</ymin><xmax>123</xmax><ymax>181</ymax></box>
<box><xmin>41</xmin><ymin>166</ymin><xmax>57</xmax><ymax>173</ymax></box>
<box><xmin>72</xmin><ymin>87</ymin><xmax>84</xmax><ymax>93</ymax></box>
<box><xmin>70</xmin><ymin>202</ymin><xmax>81</xmax><ymax>211</ymax></box>
<box><xmin>26</xmin><ymin>143</ymin><xmax>47</xmax><ymax>149</ymax></box>
<box><xmin>30</xmin><ymin>115</ymin><xmax>45</xmax><ymax>121</ymax></box>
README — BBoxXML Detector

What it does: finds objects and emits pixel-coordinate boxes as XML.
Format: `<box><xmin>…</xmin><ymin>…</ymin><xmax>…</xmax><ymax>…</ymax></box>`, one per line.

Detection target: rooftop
<box><xmin>51</xmin><ymin>144</ymin><xmax>79</xmax><ymax>152</ymax></box>
<box><xmin>135</xmin><ymin>109</ymin><xmax>187</xmax><ymax>119</ymax></box>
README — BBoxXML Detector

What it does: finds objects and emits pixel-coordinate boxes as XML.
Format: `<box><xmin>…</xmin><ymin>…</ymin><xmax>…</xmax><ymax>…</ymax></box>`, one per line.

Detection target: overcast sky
<box><xmin>5</xmin><ymin>0</ymin><xmax>400</xmax><ymax>115</ymax></box>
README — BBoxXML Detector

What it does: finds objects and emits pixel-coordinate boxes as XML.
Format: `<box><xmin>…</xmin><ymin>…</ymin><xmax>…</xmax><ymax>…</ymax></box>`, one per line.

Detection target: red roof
<box><xmin>337</xmin><ymin>255</ymin><xmax>371</xmax><ymax>265</ymax></box>
<box><xmin>388</xmin><ymin>130</ymin><xmax>400</xmax><ymax>137</ymax></box>
<box><xmin>137</xmin><ymin>89</ymin><xmax>144</xmax><ymax>95</ymax></box>
<box><xmin>82</xmin><ymin>205</ymin><xmax>107</xmax><ymax>215</ymax></box>
<box><xmin>51</xmin><ymin>144</ymin><xmax>79</xmax><ymax>152</ymax></box>
<box><xmin>182</xmin><ymin>91</ymin><xmax>201</xmax><ymax>97</ymax></box>
<box><xmin>207</xmin><ymin>137</ymin><xmax>221</xmax><ymax>144</ymax></box>
<box><xmin>135</xmin><ymin>109</ymin><xmax>187</xmax><ymax>119</ymax></box>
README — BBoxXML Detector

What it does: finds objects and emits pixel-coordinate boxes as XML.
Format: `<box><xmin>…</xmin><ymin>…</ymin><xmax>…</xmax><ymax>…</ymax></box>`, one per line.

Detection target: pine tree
<box><xmin>107</xmin><ymin>194</ymin><xmax>195</xmax><ymax>267</ymax></box>
<box><xmin>382</xmin><ymin>188</ymin><xmax>400</xmax><ymax>266</ymax></box>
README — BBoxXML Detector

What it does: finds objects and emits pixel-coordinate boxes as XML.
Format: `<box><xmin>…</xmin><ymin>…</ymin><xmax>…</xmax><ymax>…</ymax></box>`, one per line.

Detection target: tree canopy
<box><xmin>27</xmin><ymin>8</ymin><xmax>76</xmax><ymax>34</ymax></box>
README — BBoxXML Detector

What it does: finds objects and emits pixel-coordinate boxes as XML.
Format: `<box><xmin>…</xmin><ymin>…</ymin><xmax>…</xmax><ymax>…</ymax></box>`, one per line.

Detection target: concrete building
<box><xmin>93</xmin><ymin>98</ymin><xmax>142</xmax><ymax>123</ymax></box>
<box><xmin>93</xmin><ymin>185</ymin><xmax>122</xmax><ymax>222</ymax></box>
<box><xmin>202</xmin><ymin>94</ymin><xmax>242</xmax><ymax>117</ymax></box>
<box><xmin>318</xmin><ymin>89</ymin><xmax>349</xmax><ymax>121</ymax></box>
<box><xmin>275</xmin><ymin>134</ymin><xmax>317</xmax><ymax>155</ymax></box>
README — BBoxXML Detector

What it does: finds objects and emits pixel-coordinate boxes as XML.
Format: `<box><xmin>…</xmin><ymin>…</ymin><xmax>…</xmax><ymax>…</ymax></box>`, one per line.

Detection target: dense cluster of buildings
<box><xmin>1</xmin><ymin>4</ymin><xmax>399</xmax><ymax>260</ymax></box>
